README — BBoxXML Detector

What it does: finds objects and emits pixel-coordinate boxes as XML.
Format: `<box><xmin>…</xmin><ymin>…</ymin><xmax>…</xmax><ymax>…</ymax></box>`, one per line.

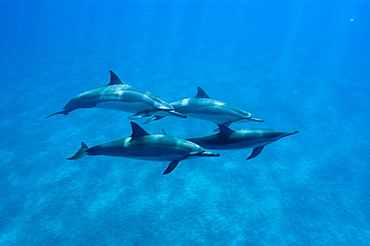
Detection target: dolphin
<box><xmin>45</xmin><ymin>71</ymin><xmax>186</xmax><ymax>120</ymax></box>
<box><xmin>144</xmin><ymin>87</ymin><xmax>263</xmax><ymax>126</ymax></box>
<box><xmin>67</xmin><ymin>122</ymin><xmax>220</xmax><ymax>174</ymax></box>
<box><xmin>186</xmin><ymin>125</ymin><xmax>299</xmax><ymax>160</ymax></box>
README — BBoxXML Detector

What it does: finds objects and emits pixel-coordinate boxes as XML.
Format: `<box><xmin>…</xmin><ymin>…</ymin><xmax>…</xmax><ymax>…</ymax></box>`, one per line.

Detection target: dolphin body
<box><xmin>187</xmin><ymin>125</ymin><xmax>299</xmax><ymax>160</ymax></box>
<box><xmin>67</xmin><ymin>122</ymin><xmax>220</xmax><ymax>174</ymax></box>
<box><xmin>144</xmin><ymin>87</ymin><xmax>263</xmax><ymax>126</ymax></box>
<box><xmin>45</xmin><ymin>71</ymin><xmax>186</xmax><ymax>120</ymax></box>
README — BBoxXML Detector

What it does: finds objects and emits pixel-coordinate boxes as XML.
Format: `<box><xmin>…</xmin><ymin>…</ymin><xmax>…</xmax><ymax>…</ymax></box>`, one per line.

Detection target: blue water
<box><xmin>1</xmin><ymin>0</ymin><xmax>370</xmax><ymax>245</ymax></box>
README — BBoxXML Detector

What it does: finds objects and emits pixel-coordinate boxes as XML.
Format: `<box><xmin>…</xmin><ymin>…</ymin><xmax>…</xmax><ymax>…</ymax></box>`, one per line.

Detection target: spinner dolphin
<box><xmin>144</xmin><ymin>87</ymin><xmax>263</xmax><ymax>126</ymax></box>
<box><xmin>67</xmin><ymin>122</ymin><xmax>220</xmax><ymax>174</ymax></box>
<box><xmin>45</xmin><ymin>71</ymin><xmax>186</xmax><ymax>120</ymax></box>
<box><xmin>187</xmin><ymin>125</ymin><xmax>298</xmax><ymax>160</ymax></box>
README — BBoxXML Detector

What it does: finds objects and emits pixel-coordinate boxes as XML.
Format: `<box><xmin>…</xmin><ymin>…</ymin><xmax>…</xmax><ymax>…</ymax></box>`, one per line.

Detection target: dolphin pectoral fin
<box><xmin>143</xmin><ymin>116</ymin><xmax>165</xmax><ymax>124</ymax></box>
<box><xmin>67</xmin><ymin>142</ymin><xmax>88</xmax><ymax>160</ymax></box>
<box><xmin>45</xmin><ymin>110</ymin><xmax>68</xmax><ymax>118</ymax></box>
<box><xmin>247</xmin><ymin>146</ymin><xmax>265</xmax><ymax>160</ymax></box>
<box><xmin>163</xmin><ymin>160</ymin><xmax>180</xmax><ymax>175</ymax></box>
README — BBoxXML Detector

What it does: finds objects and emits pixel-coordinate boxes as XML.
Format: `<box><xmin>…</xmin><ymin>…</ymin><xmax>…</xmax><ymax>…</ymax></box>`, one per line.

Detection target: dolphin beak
<box><xmin>168</xmin><ymin>110</ymin><xmax>187</xmax><ymax>118</ymax></box>
<box><xmin>283</xmin><ymin>131</ymin><xmax>299</xmax><ymax>137</ymax></box>
<box><xmin>248</xmin><ymin>117</ymin><xmax>264</xmax><ymax>122</ymax></box>
<box><xmin>198</xmin><ymin>151</ymin><xmax>220</xmax><ymax>157</ymax></box>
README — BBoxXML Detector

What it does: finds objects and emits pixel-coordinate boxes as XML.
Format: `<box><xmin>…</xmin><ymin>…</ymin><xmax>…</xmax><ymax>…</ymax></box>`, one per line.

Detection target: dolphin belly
<box><xmin>124</xmin><ymin>144</ymin><xmax>193</xmax><ymax>160</ymax></box>
<box><xmin>88</xmin><ymin>142</ymin><xmax>192</xmax><ymax>161</ymax></box>
<box><xmin>188</xmin><ymin>137</ymin><xmax>274</xmax><ymax>150</ymax></box>
<box><xmin>173</xmin><ymin>97</ymin><xmax>253</xmax><ymax>122</ymax></box>
<box><xmin>182</xmin><ymin>112</ymin><xmax>239</xmax><ymax>123</ymax></box>
<box><xmin>219</xmin><ymin>139</ymin><xmax>274</xmax><ymax>149</ymax></box>
<box><xmin>121</xmin><ymin>154</ymin><xmax>188</xmax><ymax>162</ymax></box>
<box><xmin>96</xmin><ymin>101</ymin><xmax>153</xmax><ymax>113</ymax></box>
<box><xmin>174</xmin><ymin>105</ymin><xmax>243</xmax><ymax>123</ymax></box>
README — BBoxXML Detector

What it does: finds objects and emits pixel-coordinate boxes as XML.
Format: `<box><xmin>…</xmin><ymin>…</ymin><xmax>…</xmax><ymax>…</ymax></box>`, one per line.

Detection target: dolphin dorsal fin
<box><xmin>108</xmin><ymin>71</ymin><xmax>126</xmax><ymax>85</ymax></box>
<box><xmin>195</xmin><ymin>87</ymin><xmax>210</xmax><ymax>98</ymax></box>
<box><xmin>217</xmin><ymin>124</ymin><xmax>235</xmax><ymax>136</ymax></box>
<box><xmin>130</xmin><ymin>122</ymin><xmax>150</xmax><ymax>140</ymax></box>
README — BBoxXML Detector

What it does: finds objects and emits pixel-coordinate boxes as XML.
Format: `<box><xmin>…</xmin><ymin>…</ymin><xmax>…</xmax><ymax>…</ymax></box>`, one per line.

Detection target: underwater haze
<box><xmin>1</xmin><ymin>0</ymin><xmax>370</xmax><ymax>245</ymax></box>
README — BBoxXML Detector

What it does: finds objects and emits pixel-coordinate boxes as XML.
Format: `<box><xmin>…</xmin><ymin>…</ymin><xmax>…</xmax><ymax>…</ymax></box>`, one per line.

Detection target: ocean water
<box><xmin>1</xmin><ymin>0</ymin><xmax>369</xmax><ymax>245</ymax></box>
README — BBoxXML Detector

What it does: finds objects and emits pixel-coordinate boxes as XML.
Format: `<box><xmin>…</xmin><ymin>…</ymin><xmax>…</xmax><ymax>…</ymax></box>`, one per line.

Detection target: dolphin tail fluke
<box><xmin>247</xmin><ymin>146</ymin><xmax>265</xmax><ymax>160</ymax></box>
<box><xmin>163</xmin><ymin>160</ymin><xmax>180</xmax><ymax>175</ymax></box>
<box><xmin>283</xmin><ymin>131</ymin><xmax>299</xmax><ymax>137</ymax></box>
<box><xmin>67</xmin><ymin>142</ymin><xmax>88</xmax><ymax>160</ymax></box>
<box><xmin>45</xmin><ymin>110</ymin><xmax>68</xmax><ymax>118</ymax></box>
